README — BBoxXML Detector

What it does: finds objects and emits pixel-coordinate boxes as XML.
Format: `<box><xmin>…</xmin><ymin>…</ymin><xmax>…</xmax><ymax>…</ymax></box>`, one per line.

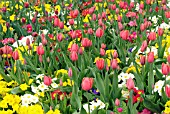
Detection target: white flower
<box><xmin>96</xmin><ymin>100</ymin><xmax>105</xmax><ymax>109</ymax></box>
<box><xmin>83</xmin><ymin>104</ymin><xmax>90</xmax><ymax>113</ymax></box>
<box><xmin>36</xmin><ymin>74</ymin><xmax>44</xmax><ymax>80</ymax></box>
<box><xmin>36</xmin><ymin>80</ymin><xmax>41</xmax><ymax>84</ymax></box>
<box><xmin>52</xmin><ymin>78</ymin><xmax>57</xmax><ymax>81</ymax></box>
<box><xmin>51</xmin><ymin>83</ymin><xmax>58</xmax><ymax>88</ymax></box>
<box><xmin>121</xmin><ymin>90</ymin><xmax>129</xmax><ymax>99</ymax></box>
<box><xmin>31</xmin><ymin>85</ymin><xmax>39</xmax><ymax>93</ymax></box>
<box><xmin>12</xmin><ymin>35</ymin><xmax>34</xmax><ymax>47</ymax></box>
<box><xmin>39</xmin><ymin>29</ymin><xmax>48</xmax><ymax>35</ymax></box>
<box><xmin>135</xmin><ymin>3</ymin><xmax>139</xmax><ymax>11</ymax></box>
<box><xmin>21</xmin><ymin>99</ymin><xmax>29</xmax><ymax>106</ymax></box>
<box><xmin>31</xmin><ymin>96</ymin><xmax>39</xmax><ymax>104</ymax></box>
<box><xmin>154</xmin><ymin>80</ymin><xmax>164</xmax><ymax>93</ymax></box>
<box><xmin>151</xmin><ymin>16</ymin><xmax>158</xmax><ymax>24</ymax></box>
<box><xmin>21</xmin><ymin>94</ymin><xmax>39</xmax><ymax>106</ymax></box>
<box><xmin>38</xmin><ymin>83</ymin><xmax>49</xmax><ymax>91</ymax></box>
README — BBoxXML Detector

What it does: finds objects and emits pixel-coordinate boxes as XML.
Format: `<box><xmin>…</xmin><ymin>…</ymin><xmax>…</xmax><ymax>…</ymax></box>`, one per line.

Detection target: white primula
<box><xmin>121</xmin><ymin>90</ymin><xmax>129</xmax><ymax>99</ymax></box>
<box><xmin>118</xmin><ymin>72</ymin><xmax>135</xmax><ymax>82</ymax></box>
<box><xmin>39</xmin><ymin>29</ymin><xmax>49</xmax><ymax>35</ymax></box>
<box><xmin>38</xmin><ymin>83</ymin><xmax>49</xmax><ymax>91</ymax></box>
<box><xmin>151</xmin><ymin>16</ymin><xmax>158</xmax><ymax>24</ymax></box>
<box><xmin>135</xmin><ymin>3</ymin><xmax>139</xmax><ymax>11</ymax></box>
<box><xmin>36</xmin><ymin>74</ymin><xmax>45</xmax><ymax>80</ymax></box>
<box><xmin>51</xmin><ymin>83</ymin><xmax>58</xmax><ymax>88</ymax></box>
<box><xmin>154</xmin><ymin>80</ymin><xmax>165</xmax><ymax>96</ymax></box>
<box><xmin>31</xmin><ymin>85</ymin><xmax>39</xmax><ymax>93</ymax></box>
<box><xmin>21</xmin><ymin>94</ymin><xmax>39</xmax><ymax>106</ymax></box>
<box><xmin>12</xmin><ymin>35</ymin><xmax>34</xmax><ymax>47</ymax></box>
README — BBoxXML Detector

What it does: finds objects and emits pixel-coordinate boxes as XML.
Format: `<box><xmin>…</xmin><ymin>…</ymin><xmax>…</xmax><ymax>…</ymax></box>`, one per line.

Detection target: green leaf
<box><xmin>83</xmin><ymin>92</ymin><xmax>95</xmax><ymax>101</ymax></box>
<box><xmin>11</xmin><ymin>86</ymin><xmax>23</xmax><ymax>94</ymax></box>
<box><xmin>91</xmin><ymin>106</ymin><xmax>100</xmax><ymax>114</ymax></box>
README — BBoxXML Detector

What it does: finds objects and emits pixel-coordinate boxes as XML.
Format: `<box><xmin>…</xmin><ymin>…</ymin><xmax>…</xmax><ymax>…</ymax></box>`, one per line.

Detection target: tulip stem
<box><xmin>148</xmin><ymin>63</ymin><xmax>154</xmax><ymax>94</ymax></box>
<box><xmin>112</xmin><ymin>70</ymin><xmax>118</xmax><ymax>98</ymax></box>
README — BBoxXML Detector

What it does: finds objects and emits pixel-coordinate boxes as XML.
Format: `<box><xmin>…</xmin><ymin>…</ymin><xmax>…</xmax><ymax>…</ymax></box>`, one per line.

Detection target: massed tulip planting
<box><xmin>0</xmin><ymin>0</ymin><xmax>170</xmax><ymax>114</ymax></box>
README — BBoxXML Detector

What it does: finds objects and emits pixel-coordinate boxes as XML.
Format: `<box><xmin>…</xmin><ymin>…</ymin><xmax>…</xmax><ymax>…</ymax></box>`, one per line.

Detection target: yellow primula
<box><xmin>2</xmin><ymin>24</ymin><xmax>7</xmax><ymax>33</ymax></box>
<box><xmin>56</xmin><ymin>69</ymin><xmax>68</xmax><ymax>77</ymax></box>
<box><xmin>45</xmin><ymin>4</ymin><xmax>51</xmax><ymax>12</ymax></box>
<box><xmin>55</xmin><ymin>5</ymin><xmax>61</xmax><ymax>13</ymax></box>
<box><xmin>15</xmin><ymin>4</ymin><xmax>23</xmax><ymax>9</ymax></box>
<box><xmin>20</xmin><ymin>83</ymin><xmax>29</xmax><ymax>91</ymax></box>
<box><xmin>46</xmin><ymin>109</ymin><xmax>60</xmax><ymax>114</ymax></box>
<box><xmin>10</xmin><ymin>14</ymin><xmax>15</xmax><ymax>21</ymax></box>
<box><xmin>83</xmin><ymin>14</ymin><xmax>91</xmax><ymax>23</ymax></box>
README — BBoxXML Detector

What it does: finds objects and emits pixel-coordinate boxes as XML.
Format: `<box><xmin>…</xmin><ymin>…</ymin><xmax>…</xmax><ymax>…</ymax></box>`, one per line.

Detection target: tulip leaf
<box><xmin>11</xmin><ymin>86</ymin><xmax>23</xmax><ymax>94</ymax></box>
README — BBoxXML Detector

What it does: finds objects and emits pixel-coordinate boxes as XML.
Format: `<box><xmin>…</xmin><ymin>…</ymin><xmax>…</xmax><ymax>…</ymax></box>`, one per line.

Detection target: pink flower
<box><xmin>140</xmin><ymin>55</ymin><xmax>146</xmax><ymax>65</ymax></box>
<box><xmin>158</xmin><ymin>28</ymin><xmax>164</xmax><ymax>36</ymax></box>
<box><xmin>96</xmin><ymin>28</ymin><xmax>104</xmax><ymax>38</ymax></box>
<box><xmin>162</xmin><ymin>63</ymin><xmax>169</xmax><ymax>75</ymax></box>
<box><xmin>100</xmin><ymin>48</ymin><xmax>105</xmax><ymax>56</ymax></box>
<box><xmin>115</xmin><ymin>98</ymin><xmax>120</xmax><ymax>106</ymax></box>
<box><xmin>165</xmin><ymin>11</ymin><xmax>170</xmax><ymax>18</ymax></box>
<box><xmin>148</xmin><ymin>32</ymin><xmax>156</xmax><ymax>41</ymax></box>
<box><xmin>44</xmin><ymin>76</ymin><xmax>52</xmax><ymax>86</ymax></box>
<box><xmin>69</xmin><ymin>19</ymin><xmax>74</xmax><ymax>25</ymax></box>
<box><xmin>36</xmin><ymin>45</ymin><xmax>45</xmax><ymax>55</ymax></box>
<box><xmin>167</xmin><ymin>55</ymin><xmax>170</xmax><ymax>64</ymax></box>
<box><xmin>140</xmin><ymin>40</ymin><xmax>147</xmax><ymax>52</ymax></box>
<box><xmin>71</xmin><ymin>43</ymin><xmax>79</xmax><ymax>52</ymax></box>
<box><xmin>54</xmin><ymin>18</ymin><xmax>60</xmax><ymax>27</ymax></box>
<box><xmin>126</xmin><ymin>78</ymin><xmax>135</xmax><ymax>90</ymax></box>
<box><xmin>12</xmin><ymin>50</ymin><xmax>19</xmax><ymax>60</ymax></box>
<box><xmin>120</xmin><ymin>30</ymin><xmax>129</xmax><ymax>40</ymax></box>
<box><xmin>147</xmin><ymin>52</ymin><xmax>154</xmax><ymax>63</ymax></box>
<box><xmin>57</xmin><ymin>33</ymin><xmax>63</xmax><ymax>42</ymax></box>
<box><xmin>26</xmin><ymin>24</ymin><xmax>32</xmax><ymax>33</ymax></box>
<box><xmin>70</xmin><ymin>51</ymin><xmax>78</xmax><ymax>61</ymax></box>
<box><xmin>166</xmin><ymin>85</ymin><xmax>170</xmax><ymax>98</ymax></box>
<box><xmin>81</xmin><ymin>77</ymin><xmax>93</xmax><ymax>91</ymax></box>
<box><xmin>96</xmin><ymin>58</ymin><xmax>105</xmax><ymax>70</ymax></box>
<box><xmin>111</xmin><ymin>59</ymin><xmax>118</xmax><ymax>70</ymax></box>
<box><xmin>68</xmin><ymin>68</ymin><xmax>72</xmax><ymax>77</ymax></box>
<box><xmin>128</xmin><ymin>20</ymin><xmax>137</xmax><ymax>26</ymax></box>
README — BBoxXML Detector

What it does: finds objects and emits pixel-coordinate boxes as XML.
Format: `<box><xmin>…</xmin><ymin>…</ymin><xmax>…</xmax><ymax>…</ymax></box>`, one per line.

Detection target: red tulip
<box><xmin>158</xmin><ymin>28</ymin><xmax>164</xmax><ymax>36</ymax></box>
<box><xmin>147</xmin><ymin>52</ymin><xmax>154</xmax><ymax>63</ymax></box>
<box><xmin>166</xmin><ymin>85</ymin><xmax>170</xmax><ymax>98</ymax></box>
<box><xmin>24</xmin><ymin>2</ymin><xmax>29</xmax><ymax>8</ymax></box>
<box><xmin>36</xmin><ymin>45</ymin><xmax>45</xmax><ymax>55</ymax></box>
<box><xmin>96</xmin><ymin>58</ymin><xmax>105</xmax><ymax>70</ymax></box>
<box><xmin>44</xmin><ymin>76</ymin><xmax>52</xmax><ymax>86</ymax></box>
<box><xmin>140</xmin><ymin>40</ymin><xmax>147</xmax><ymax>52</ymax></box>
<box><xmin>70</xmin><ymin>9</ymin><xmax>79</xmax><ymax>18</ymax></box>
<box><xmin>57</xmin><ymin>33</ymin><xmax>63</xmax><ymax>42</ymax></box>
<box><xmin>54</xmin><ymin>18</ymin><xmax>60</xmax><ymax>27</ymax></box>
<box><xmin>12</xmin><ymin>50</ymin><xmax>19</xmax><ymax>60</ymax></box>
<box><xmin>96</xmin><ymin>28</ymin><xmax>104</xmax><ymax>38</ymax></box>
<box><xmin>69</xmin><ymin>19</ymin><xmax>74</xmax><ymax>25</ymax></box>
<box><xmin>21</xmin><ymin>17</ymin><xmax>26</xmax><ymax>23</ymax></box>
<box><xmin>111</xmin><ymin>59</ymin><xmax>118</xmax><ymax>70</ymax></box>
<box><xmin>120</xmin><ymin>30</ymin><xmax>129</xmax><ymax>40</ymax></box>
<box><xmin>162</xmin><ymin>63</ymin><xmax>169</xmax><ymax>75</ymax></box>
<box><xmin>81</xmin><ymin>77</ymin><xmax>93</xmax><ymax>91</ymax></box>
<box><xmin>126</xmin><ymin>78</ymin><xmax>135</xmax><ymax>90</ymax></box>
<box><xmin>70</xmin><ymin>51</ymin><xmax>78</xmax><ymax>61</ymax></box>
<box><xmin>148</xmin><ymin>32</ymin><xmax>156</xmax><ymax>41</ymax></box>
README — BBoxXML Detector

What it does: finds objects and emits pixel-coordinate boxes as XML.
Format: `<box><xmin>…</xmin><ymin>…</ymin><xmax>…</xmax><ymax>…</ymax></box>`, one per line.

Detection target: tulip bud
<box><xmin>148</xmin><ymin>32</ymin><xmax>156</xmax><ymax>41</ymax></box>
<box><xmin>113</xmin><ymin>51</ymin><xmax>118</xmax><ymax>59</ymax></box>
<box><xmin>59</xmin><ymin>21</ymin><xmax>64</xmax><ymax>29</ymax></box>
<box><xmin>81</xmin><ymin>77</ymin><xmax>93</xmax><ymax>91</ymax></box>
<box><xmin>71</xmin><ymin>43</ymin><xmax>79</xmax><ymax>52</ymax></box>
<box><xmin>111</xmin><ymin>4</ymin><xmax>116</xmax><ymax>10</ymax></box>
<box><xmin>117</xmin><ymin>108</ymin><xmax>123</xmax><ymax>113</ymax></box>
<box><xmin>21</xmin><ymin>17</ymin><xmax>26</xmax><ymax>23</ymax></box>
<box><xmin>140</xmin><ymin>23</ymin><xmax>145</xmax><ymax>31</ymax></box>
<box><xmin>140</xmin><ymin>40</ymin><xmax>147</xmax><ymax>52</ymax></box>
<box><xmin>78</xmin><ymin>47</ymin><xmax>84</xmax><ymax>55</ymax></box>
<box><xmin>26</xmin><ymin>38</ymin><xmax>30</xmax><ymax>46</ymax></box>
<box><xmin>92</xmin><ymin>14</ymin><xmax>97</xmax><ymax>20</ymax></box>
<box><xmin>126</xmin><ymin>78</ymin><xmax>135</xmax><ymax>90</ymax></box>
<box><xmin>89</xmin><ymin>7</ymin><xmax>95</xmax><ymax>14</ymax></box>
<box><xmin>37</xmin><ymin>45</ymin><xmax>45</xmax><ymax>55</ymax></box>
<box><xmin>69</xmin><ymin>19</ymin><xmax>74</xmax><ymax>25</ymax></box>
<box><xmin>158</xmin><ymin>28</ymin><xmax>164</xmax><ymax>36</ymax></box>
<box><xmin>57</xmin><ymin>33</ymin><xmax>63</xmax><ymax>42</ymax></box>
<box><xmin>96</xmin><ymin>28</ymin><xmax>104</xmax><ymax>38</ymax></box>
<box><xmin>101</xmin><ymin>43</ymin><xmax>106</xmax><ymax>49</ymax></box>
<box><xmin>68</xmin><ymin>68</ymin><xmax>72</xmax><ymax>77</ymax></box>
<box><xmin>102</xmin><ymin>12</ymin><xmax>106</xmax><ymax>19</ymax></box>
<box><xmin>100</xmin><ymin>48</ymin><xmax>105</xmax><ymax>56</ymax></box>
<box><xmin>44</xmin><ymin>76</ymin><xmax>52</xmax><ymax>86</ymax></box>
<box><xmin>70</xmin><ymin>9</ymin><xmax>79</xmax><ymax>18</ymax></box>
<box><xmin>162</xmin><ymin>63</ymin><xmax>169</xmax><ymax>75</ymax></box>
<box><xmin>24</xmin><ymin>2</ymin><xmax>29</xmax><ymax>8</ymax></box>
<box><xmin>39</xmin><ymin>55</ymin><xmax>43</xmax><ymax>63</ymax></box>
<box><xmin>118</xmin><ymin>22</ymin><xmax>123</xmax><ymax>30</ymax></box>
<box><xmin>32</xmin><ymin>32</ymin><xmax>38</xmax><ymax>37</ymax></box>
<box><xmin>54</xmin><ymin>18</ymin><xmax>60</xmax><ymax>27</ymax></box>
<box><xmin>147</xmin><ymin>52</ymin><xmax>154</xmax><ymax>63</ymax></box>
<box><xmin>140</xmin><ymin>55</ymin><xmax>146</xmax><ymax>65</ymax></box>
<box><xmin>111</xmin><ymin>59</ymin><xmax>118</xmax><ymax>70</ymax></box>
<box><xmin>70</xmin><ymin>51</ymin><xmax>78</xmax><ymax>61</ymax></box>
<box><xmin>115</xmin><ymin>98</ymin><xmax>120</xmax><ymax>106</ymax></box>
<box><xmin>87</xmin><ymin>28</ymin><xmax>93</xmax><ymax>34</ymax></box>
<box><xmin>146</xmin><ymin>0</ymin><xmax>151</xmax><ymax>5</ymax></box>
<box><xmin>12</xmin><ymin>50</ymin><xmax>19</xmax><ymax>60</ymax></box>
<box><xmin>120</xmin><ymin>30</ymin><xmax>129</xmax><ymax>40</ymax></box>
<box><xmin>166</xmin><ymin>85</ymin><xmax>170</xmax><ymax>98</ymax></box>
<box><xmin>115</xmin><ymin>8</ymin><xmax>119</xmax><ymax>14</ymax></box>
<box><xmin>96</xmin><ymin>58</ymin><xmax>105</xmax><ymax>70</ymax></box>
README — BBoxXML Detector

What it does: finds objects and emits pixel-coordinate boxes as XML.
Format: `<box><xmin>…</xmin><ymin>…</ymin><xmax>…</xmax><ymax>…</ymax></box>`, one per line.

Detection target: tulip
<box><xmin>101</xmin><ymin>43</ymin><xmax>106</xmax><ymax>49</ymax></box>
<box><xmin>116</xmin><ymin>8</ymin><xmax>119</xmax><ymax>14</ymax></box>
<box><xmin>2</xmin><ymin>45</ymin><xmax>12</xmax><ymax>55</ymax></box>
<box><xmin>102</xmin><ymin>12</ymin><xmax>106</xmax><ymax>19</ymax></box>
<box><xmin>68</xmin><ymin>68</ymin><xmax>72</xmax><ymax>77</ymax></box>
<box><xmin>111</xmin><ymin>4</ymin><xmax>116</xmax><ymax>10</ymax></box>
<box><xmin>98</xmin><ymin>14</ymin><xmax>101</xmax><ymax>19</ymax></box>
<box><xmin>70</xmin><ymin>9</ymin><xmax>79</xmax><ymax>18</ymax></box>
<box><xmin>81</xmin><ymin>38</ymin><xmax>92</xmax><ymax>47</ymax></box>
<box><xmin>130</xmin><ymin>2</ymin><xmax>134</xmax><ymax>8</ymax></box>
<box><xmin>71</xmin><ymin>43</ymin><xmax>79</xmax><ymax>52</ymax></box>
<box><xmin>96</xmin><ymin>28</ymin><xmax>104</xmax><ymax>38</ymax></box>
<box><xmin>117</xmin><ymin>108</ymin><xmax>123</xmax><ymax>113</ymax></box>
<box><xmin>96</xmin><ymin>58</ymin><xmax>105</xmax><ymax>70</ymax></box>
<box><xmin>167</xmin><ymin>55</ymin><xmax>170</xmax><ymax>64</ymax></box>
<box><xmin>166</xmin><ymin>85</ymin><xmax>170</xmax><ymax>98</ymax></box>
<box><xmin>39</xmin><ymin>55</ymin><xmax>43</xmax><ymax>63</ymax></box>
<box><xmin>140</xmin><ymin>55</ymin><xmax>146</xmax><ymax>65</ymax></box>
<box><xmin>36</xmin><ymin>45</ymin><xmax>45</xmax><ymax>55</ymax></box>
<box><xmin>59</xmin><ymin>21</ymin><xmax>64</xmax><ymax>29</ymax></box>
<box><xmin>44</xmin><ymin>76</ymin><xmax>52</xmax><ymax>86</ymax></box>
<box><xmin>148</xmin><ymin>32</ymin><xmax>156</xmax><ymax>41</ymax></box>
<box><xmin>32</xmin><ymin>32</ymin><xmax>38</xmax><ymax>37</ymax></box>
<box><xmin>69</xmin><ymin>19</ymin><xmax>74</xmax><ymax>25</ymax></box>
<box><xmin>117</xmin><ymin>15</ymin><xmax>122</xmax><ymax>22</ymax></box>
<box><xmin>113</xmin><ymin>51</ymin><xmax>118</xmax><ymax>59</ymax></box>
<box><xmin>120</xmin><ymin>30</ymin><xmax>129</xmax><ymax>40</ymax></box>
<box><xmin>161</xmin><ymin>0</ymin><xmax>166</xmax><ymax>4</ymax></box>
<box><xmin>140</xmin><ymin>40</ymin><xmax>147</xmax><ymax>52</ymax></box>
<box><xmin>87</xmin><ymin>28</ymin><xmax>93</xmax><ymax>34</ymax></box>
<box><xmin>92</xmin><ymin>14</ymin><xmax>97</xmax><ymax>20</ymax></box>
<box><xmin>111</xmin><ymin>59</ymin><xmax>118</xmax><ymax>70</ymax></box>
<box><xmin>21</xmin><ymin>17</ymin><xmax>26</xmax><ymax>23</ymax></box>
<box><xmin>140</xmin><ymin>3</ymin><xmax>144</xmax><ymax>9</ymax></box>
<box><xmin>100</xmin><ymin>48</ymin><xmax>105</xmax><ymax>56</ymax></box>
<box><xmin>24</xmin><ymin>2</ymin><xmax>29</xmax><ymax>8</ymax></box>
<box><xmin>78</xmin><ymin>47</ymin><xmax>84</xmax><ymax>55</ymax></box>
<box><xmin>57</xmin><ymin>33</ymin><xmax>63</xmax><ymax>42</ymax></box>
<box><xmin>81</xmin><ymin>77</ymin><xmax>93</xmax><ymax>91</ymax></box>
<box><xmin>71</xmin><ymin>31</ymin><xmax>77</xmax><ymax>39</ymax></box>
<box><xmin>118</xmin><ymin>22</ymin><xmax>123</xmax><ymax>30</ymax></box>
<box><xmin>115</xmin><ymin>98</ymin><xmax>120</xmax><ymax>106</ymax></box>
<box><xmin>98</xmin><ymin>19</ymin><xmax>103</xmax><ymax>26</ymax></box>
<box><xmin>162</xmin><ymin>63</ymin><xmax>169</xmax><ymax>75</ymax></box>
<box><xmin>89</xmin><ymin>7</ymin><xmax>95</xmax><ymax>14</ymax></box>
<box><xmin>26</xmin><ymin>24</ymin><xmax>32</xmax><ymax>33</ymax></box>
<box><xmin>41</xmin><ymin>37</ymin><xmax>47</xmax><ymax>46</ymax></box>
<box><xmin>146</xmin><ymin>0</ymin><xmax>151</xmax><ymax>4</ymax></box>
<box><xmin>12</xmin><ymin>50</ymin><xmax>19</xmax><ymax>60</ymax></box>
<box><xmin>165</xmin><ymin>11</ymin><xmax>170</xmax><ymax>18</ymax></box>
<box><xmin>70</xmin><ymin>51</ymin><xmax>78</xmax><ymax>61</ymax></box>
<box><xmin>32</xmin><ymin>17</ymin><xmax>36</xmax><ymax>23</ymax></box>
<box><xmin>147</xmin><ymin>52</ymin><xmax>154</xmax><ymax>63</ymax></box>
<box><xmin>140</xmin><ymin>23</ymin><xmax>145</xmax><ymax>31</ymax></box>
<box><xmin>158</xmin><ymin>28</ymin><xmax>164</xmax><ymax>36</ymax></box>
<box><xmin>26</xmin><ymin>38</ymin><xmax>30</xmax><ymax>46</ymax></box>
<box><xmin>119</xmin><ymin>1</ymin><xmax>125</xmax><ymax>8</ymax></box>
<box><xmin>54</xmin><ymin>18</ymin><xmax>60</xmax><ymax>27</ymax></box>
<box><xmin>126</xmin><ymin>78</ymin><xmax>135</xmax><ymax>90</ymax></box>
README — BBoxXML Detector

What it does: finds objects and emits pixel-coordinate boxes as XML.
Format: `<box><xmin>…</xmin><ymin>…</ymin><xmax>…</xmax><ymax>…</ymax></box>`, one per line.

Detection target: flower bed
<box><xmin>0</xmin><ymin>0</ymin><xmax>170</xmax><ymax>114</ymax></box>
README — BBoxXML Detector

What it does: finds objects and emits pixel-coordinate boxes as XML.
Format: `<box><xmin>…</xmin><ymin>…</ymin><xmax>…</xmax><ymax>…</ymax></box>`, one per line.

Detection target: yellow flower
<box><xmin>2</xmin><ymin>24</ymin><xmax>7</xmax><ymax>33</ymax></box>
<box><xmin>45</xmin><ymin>4</ymin><xmax>51</xmax><ymax>12</ymax></box>
<box><xmin>64</xmin><ymin>25</ymin><xmax>70</xmax><ymax>31</ymax></box>
<box><xmin>63</xmin><ymin>81</ymin><xmax>67</xmax><ymax>86</ymax></box>
<box><xmin>34</xmin><ymin>6</ymin><xmax>42</xmax><ymax>12</ymax></box>
<box><xmin>126</xmin><ymin>66</ymin><xmax>136</xmax><ymax>73</ymax></box>
<box><xmin>0</xmin><ymin>74</ymin><xmax>3</xmax><ymax>80</ymax></box>
<box><xmin>0</xmin><ymin>100</ymin><xmax>8</xmax><ymax>108</ymax></box>
<box><xmin>54</xmin><ymin>109</ymin><xmax>60</xmax><ymax>114</ymax></box>
<box><xmin>15</xmin><ymin>4</ymin><xmax>23</xmax><ymax>9</ymax></box>
<box><xmin>164</xmin><ymin>107</ymin><xmax>170</xmax><ymax>114</ymax></box>
<box><xmin>56</xmin><ymin>69</ymin><xmax>68</xmax><ymax>77</ymax></box>
<box><xmin>10</xmin><ymin>15</ymin><xmax>15</xmax><ymax>21</ymax></box>
<box><xmin>9</xmin><ymin>27</ymin><xmax>14</xmax><ymax>31</ymax></box>
<box><xmin>20</xmin><ymin>83</ymin><xmax>29</xmax><ymax>91</ymax></box>
<box><xmin>46</xmin><ymin>110</ymin><xmax>54</xmax><ymax>114</ymax></box>
<box><xmin>165</xmin><ymin>101</ymin><xmax>170</xmax><ymax>107</ymax></box>
<box><xmin>83</xmin><ymin>14</ymin><xmax>91</xmax><ymax>23</ymax></box>
<box><xmin>55</xmin><ymin>5</ymin><xmax>61</xmax><ymax>13</ymax></box>
<box><xmin>67</xmin><ymin>79</ymin><xmax>74</xmax><ymax>86</ymax></box>
<box><xmin>28</xmin><ymin>79</ymin><xmax>33</xmax><ymax>85</ymax></box>
<box><xmin>40</xmin><ymin>92</ymin><xmax>45</xmax><ymax>97</ymax></box>
<box><xmin>106</xmin><ymin>49</ymin><xmax>115</xmax><ymax>59</ymax></box>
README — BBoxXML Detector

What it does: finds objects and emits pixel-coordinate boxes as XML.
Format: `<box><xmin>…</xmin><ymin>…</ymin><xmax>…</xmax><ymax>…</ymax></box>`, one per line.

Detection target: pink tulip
<box><xmin>92</xmin><ymin>14</ymin><xmax>97</xmax><ymax>20</ymax></box>
<box><xmin>70</xmin><ymin>9</ymin><xmax>79</xmax><ymax>18</ymax></box>
<box><xmin>147</xmin><ymin>52</ymin><xmax>154</xmax><ymax>63</ymax></box>
<box><xmin>96</xmin><ymin>28</ymin><xmax>104</xmax><ymax>38</ymax></box>
<box><xmin>148</xmin><ymin>32</ymin><xmax>156</xmax><ymax>41</ymax></box>
<box><xmin>78</xmin><ymin>47</ymin><xmax>84</xmax><ymax>55</ymax></box>
<box><xmin>68</xmin><ymin>68</ymin><xmax>72</xmax><ymax>77</ymax></box>
<box><xmin>146</xmin><ymin>0</ymin><xmax>151</xmax><ymax>5</ymax></box>
<box><xmin>69</xmin><ymin>19</ymin><xmax>74</xmax><ymax>25</ymax></box>
<box><xmin>111</xmin><ymin>4</ymin><xmax>116</xmax><ymax>10</ymax></box>
<box><xmin>102</xmin><ymin>12</ymin><xmax>106</xmax><ymax>19</ymax></box>
<box><xmin>162</xmin><ymin>63</ymin><xmax>169</xmax><ymax>75</ymax></box>
<box><xmin>158</xmin><ymin>28</ymin><xmax>164</xmax><ymax>36</ymax></box>
<box><xmin>101</xmin><ymin>43</ymin><xmax>106</xmax><ymax>49</ymax></box>
<box><xmin>167</xmin><ymin>55</ymin><xmax>170</xmax><ymax>64</ymax></box>
<box><xmin>126</xmin><ymin>78</ymin><xmax>135</xmax><ymax>90</ymax></box>
<box><xmin>44</xmin><ymin>76</ymin><xmax>52</xmax><ymax>86</ymax></box>
<box><xmin>12</xmin><ymin>50</ymin><xmax>19</xmax><ymax>60</ymax></box>
<box><xmin>71</xmin><ymin>43</ymin><xmax>79</xmax><ymax>52</ymax></box>
<box><xmin>120</xmin><ymin>30</ymin><xmax>129</xmax><ymax>40</ymax></box>
<box><xmin>166</xmin><ymin>85</ymin><xmax>170</xmax><ymax>98</ymax></box>
<box><xmin>39</xmin><ymin>55</ymin><xmax>43</xmax><ymax>63</ymax></box>
<box><xmin>113</xmin><ymin>51</ymin><xmax>118</xmax><ymax>59</ymax></box>
<box><xmin>140</xmin><ymin>23</ymin><xmax>145</xmax><ymax>31</ymax></box>
<box><xmin>117</xmin><ymin>108</ymin><xmax>123</xmax><ymax>113</ymax></box>
<box><xmin>165</xmin><ymin>11</ymin><xmax>170</xmax><ymax>18</ymax></box>
<box><xmin>118</xmin><ymin>22</ymin><xmax>123</xmax><ymax>30</ymax></box>
<box><xmin>111</xmin><ymin>59</ymin><xmax>118</xmax><ymax>70</ymax></box>
<box><xmin>54</xmin><ymin>18</ymin><xmax>60</xmax><ymax>27</ymax></box>
<box><xmin>115</xmin><ymin>98</ymin><xmax>120</xmax><ymax>106</ymax></box>
<box><xmin>140</xmin><ymin>40</ymin><xmax>147</xmax><ymax>52</ymax></box>
<box><xmin>100</xmin><ymin>48</ymin><xmax>105</xmax><ymax>56</ymax></box>
<box><xmin>59</xmin><ymin>21</ymin><xmax>64</xmax><ymax>29</ymax></box>
<box><xmin>140</xmin><ymin>3</ymin><xmax>144</xmax><ymax>9</ymax></box>
<box><xmin>87</xmin><ymin>28</ymin><xmax>93</xmax><ymax>34</ymax></box>
<box><xmin>36</xmin><ymin>45</ymin><xmax>45</xmax><ymax>55</ymax></box>
<box><xmin>57</xmin><ymin>33</ymin><xmax>63</xmax><ymax>42</ymax></box>
<box><xmin>140</xmin><ymin>55</ymin><xmax>146</xmax><ymax>65</ymax></box>
<box><xmin>81</xmin><ymin>38</ymin><xmax>92</xmax><ymax>47</ymax></box>
<box><xmin>70</xmin><ymin>51</ymin><xmax>78</xmax><ymax>61</ymax></box>
<box><xmin>24</xmin><ymin>2</ymin><xmax>29</xmax><ymax>8</ymax></box>
<box><xmin>81</xmin><ymin>77</ymin><xmax>93</xmax><ymax>91</ymax></box>
<box><xmin>89</xmin><ymin>7</ymin><xmax>95</xmax><ymax>14</ymax></box>
<box><xmin>96</xmin><ymin>58</ymin><xmax>105</xmax><ymax>70</ymax></box>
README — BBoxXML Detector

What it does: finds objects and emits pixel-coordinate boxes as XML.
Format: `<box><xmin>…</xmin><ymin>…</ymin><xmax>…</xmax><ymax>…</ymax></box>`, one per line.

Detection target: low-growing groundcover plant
<box><xmin>0</xmin><ymin>0</ymin><xmax>170</xmax><ymax>114</ymax></box>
